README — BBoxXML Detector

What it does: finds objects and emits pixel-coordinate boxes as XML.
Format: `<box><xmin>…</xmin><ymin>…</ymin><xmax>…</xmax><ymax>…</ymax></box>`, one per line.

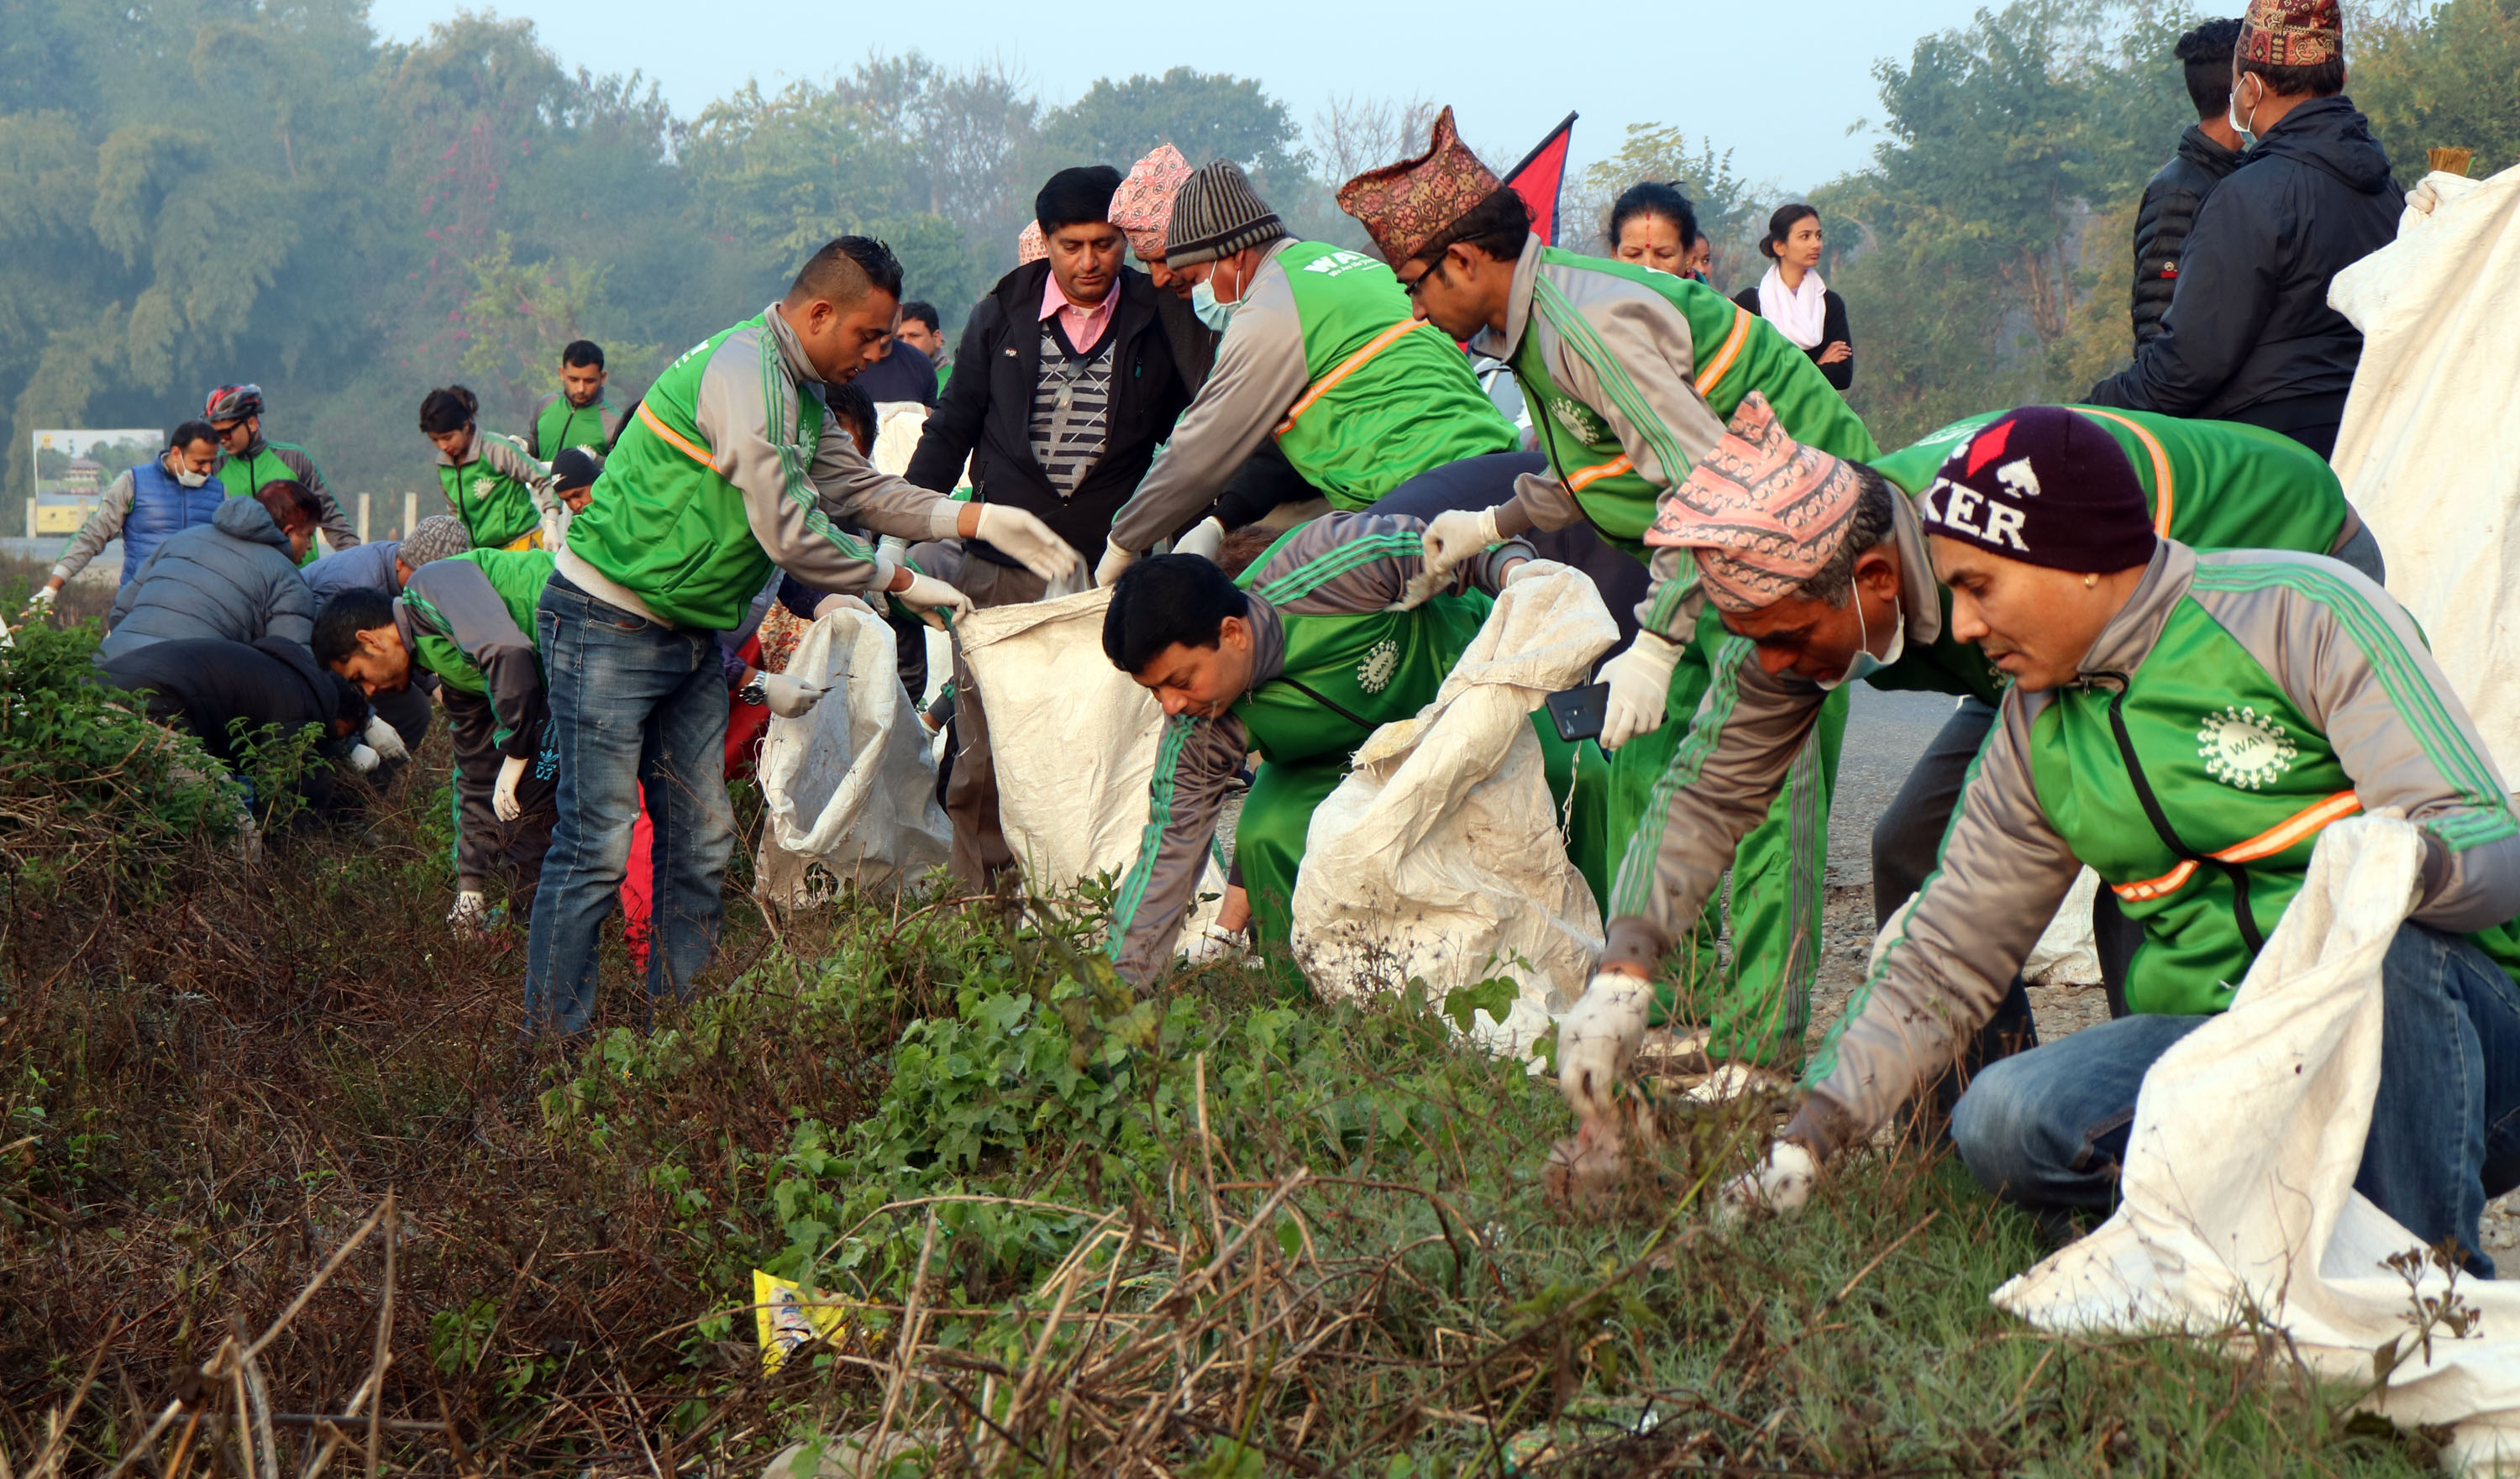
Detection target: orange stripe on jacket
<box><xmin>638</xmin><ymin>401</ymin><xmax>717</xmax><ymax>469</ymax></box>
<box><xmin>1693</xmin><ymin>306</ymin><xmax>1756</xmax><ymax>400</ymax></box>
<box><xmin>1276</xmin><ymin>319</ymin><xmax>1430</xmax><ymax>436</ymax></box>
<box><xmin>2112</xmin><ymin>790</ymin><xmax>2364</xmax><ymax>902</ymax></box>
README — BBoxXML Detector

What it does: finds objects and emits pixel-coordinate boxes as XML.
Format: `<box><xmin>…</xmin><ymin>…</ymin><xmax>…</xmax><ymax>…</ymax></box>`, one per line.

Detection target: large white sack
<box><xmin>1290</xmin><ymin>565</ymin><xmax>1618</xmax><ymax>1057</ymax></box>
<box><xmin>1993</xmin><ymin>816</ymin><xmax>2520</xmax><ymax>1473</ymax></box>
<box><xmin>958</xmin><ymin>589</ymin><xmax>1225</xmax><ymax>932</ymax></box>
<box><xmin>2329</xmin><ymin>165</ymin><xmax>2520</xmax><ymax>781</ymax></box>
<box><xmin>754</xmin><ymin>606</ymin><xmax>950</xmax><ymax>901</ymax></box>
<box><xmin>868</xmin><ymin>402</ymin><xmax>928</xmax><ymax>476</ymax></box>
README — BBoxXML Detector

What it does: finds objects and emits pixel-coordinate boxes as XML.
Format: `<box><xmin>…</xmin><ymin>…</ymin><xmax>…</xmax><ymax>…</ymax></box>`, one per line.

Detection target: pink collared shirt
<box><xmin>1039</xmin><ymin>271</ymin><xmax>1120</xmax><ymax>355</ymax></box>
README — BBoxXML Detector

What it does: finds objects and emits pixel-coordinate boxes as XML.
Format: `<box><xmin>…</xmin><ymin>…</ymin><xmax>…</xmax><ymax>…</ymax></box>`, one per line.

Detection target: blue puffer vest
<box><xmin>122</xmin><ymin>458</ymin><xmax>229</xmax><ymax>585</ymax></box>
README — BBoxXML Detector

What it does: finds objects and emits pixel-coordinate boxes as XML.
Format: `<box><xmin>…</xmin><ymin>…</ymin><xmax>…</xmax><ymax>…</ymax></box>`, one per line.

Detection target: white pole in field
<box><xmin>402</xmin><ymin>491</ymin><xmax>418</xmax><ymax>543</ymax></box>
<box><xmin>23</xmin><ymin>497</ymin><xmax>34</xmax><ymax>541</ymax></box>
<box><xmin>358</xmin><ymin>491</ymin><xmax>372</xmax><ymax>545</ymax></box>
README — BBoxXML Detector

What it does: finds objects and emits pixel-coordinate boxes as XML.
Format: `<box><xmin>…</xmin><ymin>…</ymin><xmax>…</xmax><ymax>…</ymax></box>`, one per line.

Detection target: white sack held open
<box><xmin>1994</xmin><ymin>815</ymin><xmax>2520</xmax><ymax>1473</ymax></box>
<box><xmin>958</xmin><ymin>588</ymin><xmax>1225</xmax><ymax>939</ymax></box>
<box><xmin>755</xmin><ymin>605</ymin><xmax>950</xmax><ymax>900</ymax></box>
<box><xmin>1290</xmin><ymin>564</ymin><xmax>1617</xmax><ymax>1058</ymax></box>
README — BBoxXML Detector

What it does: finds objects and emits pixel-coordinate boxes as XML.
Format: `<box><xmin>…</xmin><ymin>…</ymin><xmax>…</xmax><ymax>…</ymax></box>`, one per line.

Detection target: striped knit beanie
<box><xmin>1164</xmin><ymin>161</ymin><xmax>1286</xmax><ymax>269</ymax></box>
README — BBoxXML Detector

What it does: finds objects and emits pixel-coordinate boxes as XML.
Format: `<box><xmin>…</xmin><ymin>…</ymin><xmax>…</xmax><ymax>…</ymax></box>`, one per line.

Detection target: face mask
<box><xmin>1814</xmin><ymin>592</ymin><xmax>1905</xmax><ymax>691</ymax></box>
<box><xmin>2228</xmin><ymin>77</ymin><xmax>2260</xmax><ymax>146</ymax></box>
<box><xmin>175</xmin><ymin>468</ymin><xmax>209</xmax><ymax>488</ymax></box>
<box><xmin>1191</xmin><ymin>260</ymin><xmax>1243</xmax><ymax>332</ymax></box>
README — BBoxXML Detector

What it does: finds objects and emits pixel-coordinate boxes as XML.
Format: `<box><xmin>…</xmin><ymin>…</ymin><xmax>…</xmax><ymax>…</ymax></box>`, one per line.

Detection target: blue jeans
<box><xmin>1950</xmin><ymin>923</ymin><xmax>2520</xmax><ymax>1275</ymax></box>
<box><xmin>525</xmin><ymin>574</ymin><xmax>735</xmax><ymax>1036</ymax></box>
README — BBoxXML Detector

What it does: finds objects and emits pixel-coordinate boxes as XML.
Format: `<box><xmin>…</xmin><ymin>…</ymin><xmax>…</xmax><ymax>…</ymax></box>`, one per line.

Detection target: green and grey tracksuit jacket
<box><xmin>528</xmin><ymin>391</ymin><xmax>621</xmax><ymax>460</ymax></box>
<box><xmin>398</xmin><ymin>548</ymin><xmax>555</xmax><ymax>758</ymax></box>
<box><xmin>1105</xmin><ymin>512</ymin><xmax>1533</xmax><ymax>981</ymax></box>
<box><xmin>1784</xmin><ymin>540</ymin><xmax>2520</xmax><ymax>1161</ymax></box>
<box><xmin>221</xmin><ymin>435</ymin><xmax>359</xmax><ymax>552</ymax></box>
<box><xmin>435</xmin><ymin>431</ymin><xmax>556</xmax><ymax>553</ymax></box>
<box><xmin>560</xmin><ymin>305</ymin><xmax>963</xmax><ymax>632</ymax></box>
<box><xmin>1467</xmin><ymin>238</ymin><xmax>1878</xmax><ymax>635</ymax></box>
<box><xmin>1105</xmin><ymin>239</ymin><xmax>1517</xmax><ymax>553</ymax></box>
<box><xmin>1604</xmin><ymin>407</ymin><xmax>2357</xmax><ymax>968</ymax></box>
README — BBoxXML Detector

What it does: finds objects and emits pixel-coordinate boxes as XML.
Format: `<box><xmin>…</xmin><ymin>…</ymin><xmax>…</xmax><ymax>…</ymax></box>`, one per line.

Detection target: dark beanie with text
<box><xmin>1918</xmin><ymin>406</ymin><xmax>2157</xmax><ymax>573</ymax></box>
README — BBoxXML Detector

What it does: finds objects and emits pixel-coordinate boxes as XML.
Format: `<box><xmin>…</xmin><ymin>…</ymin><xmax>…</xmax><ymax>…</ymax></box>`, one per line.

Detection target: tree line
<box><xmin>2</xmin><ymin>0</ymin><xmax>2509</xmax><ymax>505</ymax></box>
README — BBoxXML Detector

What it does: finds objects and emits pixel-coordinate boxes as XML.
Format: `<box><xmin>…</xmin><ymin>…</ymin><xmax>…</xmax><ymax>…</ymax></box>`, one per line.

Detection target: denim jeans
<box><xmin>1950</xmin><ymin>922</ymin><xmax>2520</xmax><ymax>1275</ymax></box>
<box><xmin>525</xmin><ymin>574</ymin><xmax>735</xmax><ymax>1036</ymax></box>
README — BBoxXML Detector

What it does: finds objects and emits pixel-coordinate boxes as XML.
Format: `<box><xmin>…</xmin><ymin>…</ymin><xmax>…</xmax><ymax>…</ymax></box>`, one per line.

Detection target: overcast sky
<box><xmin>369</xmin><ymin>0</ymin><xmax>2004</xmax><ymax>194</ymax></box>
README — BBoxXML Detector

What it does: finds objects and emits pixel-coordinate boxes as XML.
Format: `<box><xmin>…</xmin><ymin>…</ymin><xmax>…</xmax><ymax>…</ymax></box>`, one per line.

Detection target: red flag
<box><xmin>1504</xmin><ymin>113</ymin><xmax>1578</xmax><ymax>247</ymax></box>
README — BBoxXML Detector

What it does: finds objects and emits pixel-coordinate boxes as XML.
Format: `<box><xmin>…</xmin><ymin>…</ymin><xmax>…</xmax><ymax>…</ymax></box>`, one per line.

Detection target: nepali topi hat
<box><xmin>1111</xmin><ymin>144</ymin><xmax>1193</xmax><ymax>261</ymax></box>
<box><xmin>1641</xmin><ymin>393</ymin><xmax>1866</xmax><ymax>613</ymax></box>
<box><xmin>1336</xmin><ymin>106</ymin><xmax>1501</xmax><ymax>266</ymax></box>
<box><xmin>2238</xmin><ymin>0</ymin><xmax>2343</xmax><ymax>69</ymax></box>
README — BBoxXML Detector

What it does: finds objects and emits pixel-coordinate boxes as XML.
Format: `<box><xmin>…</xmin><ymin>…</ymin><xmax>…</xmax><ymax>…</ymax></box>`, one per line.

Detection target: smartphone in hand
<box><xmin>1544</xmin><ymin>681</ymin><xmax>1611</xmax><ymax>743</ymax></box>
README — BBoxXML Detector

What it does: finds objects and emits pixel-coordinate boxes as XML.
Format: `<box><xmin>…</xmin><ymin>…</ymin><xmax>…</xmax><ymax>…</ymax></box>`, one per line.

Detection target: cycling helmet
<box><xmin>204</xmin><ymin>384</ymin><xmax>265</xmax><ymax>424</ymax></box>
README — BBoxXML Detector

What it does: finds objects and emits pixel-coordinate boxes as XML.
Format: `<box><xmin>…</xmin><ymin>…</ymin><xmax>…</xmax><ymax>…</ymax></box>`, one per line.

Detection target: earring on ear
<box><xmin>2084</xmin><ymin>573</ymin><xmax>2098</xmax><ymax>588</ymax></box>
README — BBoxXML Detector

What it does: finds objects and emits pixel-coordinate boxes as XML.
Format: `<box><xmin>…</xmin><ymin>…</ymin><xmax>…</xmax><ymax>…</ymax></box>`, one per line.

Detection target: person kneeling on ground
<box><xmin>1100</xmin><ymin>512</ymin><xmax>1562</xmax><ymax>979</ymax></box>
<box><xmin>98</xmin><ymin>635</ymin><xmax>375</xmax><ymax>812</ymax></box>
<box><xmin>316</xmin><ymin>549</ymin><xmax>571</xmax><ymax>933</ymax></box>
<box><xmin>1651</xmin><ymin>408</ymin><xmax>2520</xmax><ymax>1272</ymax></box>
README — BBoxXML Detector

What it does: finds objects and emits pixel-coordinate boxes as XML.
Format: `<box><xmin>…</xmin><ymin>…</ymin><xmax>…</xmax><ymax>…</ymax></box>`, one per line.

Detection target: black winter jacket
<box><xmin>2092</xmin><ymin>96</ymin><xmax>2400</xmax><ymax>430</ymax></box>
<box><xmin>1732</xmin><ymin>286</ymin><xmax>1854</xmax><ymax>391</ymax></box>
<box><xmin>904</xmin><ymin>261</ymin><xmax>1200</xmax><ymax>564</ymax></box>
<box><xmin>2130</xmin><ymin>124</ymin><xmax>2245</xmax><ymax>350</ymax></box>
<box><xmin>100</xmin><ymin>636</ymin><xmax>360</xmax><ymax>768</ymax></box>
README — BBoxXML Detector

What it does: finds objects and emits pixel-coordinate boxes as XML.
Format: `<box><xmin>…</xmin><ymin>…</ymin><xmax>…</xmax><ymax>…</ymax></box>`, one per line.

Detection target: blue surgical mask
<box><xmin>1814</xmin><ymin>593</ymin><xmax>1905</xmax><ymax>691</ymax></box>
<box><xmin>1191</xmin><ymin>277</ymin><xmax>1239</xmax><ymax>333</ymax></box>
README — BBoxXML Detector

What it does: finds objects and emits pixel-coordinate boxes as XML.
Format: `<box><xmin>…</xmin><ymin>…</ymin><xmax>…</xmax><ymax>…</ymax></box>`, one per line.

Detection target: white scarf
<box><xmin>1756</xmin><ymin>263</ymin><xmax>1829</xmax><ymax>350</ymax></box>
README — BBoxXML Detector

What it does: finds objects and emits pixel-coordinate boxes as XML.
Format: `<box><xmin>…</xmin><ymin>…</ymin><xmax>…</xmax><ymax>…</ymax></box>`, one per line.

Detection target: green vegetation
<box><xmin>0</xmin><ymin>618</ymin><xmax>2458</xmax><ymax>1473</ymax></box>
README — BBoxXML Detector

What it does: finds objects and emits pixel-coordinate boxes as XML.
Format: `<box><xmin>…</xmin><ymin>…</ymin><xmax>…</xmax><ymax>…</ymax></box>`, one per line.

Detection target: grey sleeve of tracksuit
<box><xmin>273</xmin><ymin>444</ymin><xmax>359</xmax><ymax>549</ymax></box>
<box><xmin>1108</xmin><ymin>711</ymin><xmax>1249</xmax><ymax>983</ymax></box>
<box><xmin>1254</xmin><ymin>509</ymin><xmax>1528</xmax><ymax>612</ymax></box>
<box><xmin>1105</xmin><ymin>258</ymin><xmax>1312</xmax><ymax>555</ymax></box>
<box><xmin>1602</xmin><ymin>634</ymin><xmax>1833</xmax><ymax>966</ymax></box>
<box><xmin>691</xmin><ymin>320</ymin><xmax>898</xmax><ymax>599</ymax></box>
<box><xmin>805</xmin><ymin>413</ymin><xmax>966</xmax><ymax>543</ymax></box>
<box><xmin>402</xmin><ymin>561</ymin><xmax>547</xmax><ymax>760</ymax></box>
<box><xmin>50</xmin><ymin>470</ymin><xmax>139</xmax><ymax>582</ymax></box>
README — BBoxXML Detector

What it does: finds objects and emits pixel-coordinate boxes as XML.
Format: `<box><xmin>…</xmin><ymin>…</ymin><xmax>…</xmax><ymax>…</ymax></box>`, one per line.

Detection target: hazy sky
<box><xmin>368</xmin><ymin>0</ymin><xmax>1999</xmax><ymax>195</ymax></box>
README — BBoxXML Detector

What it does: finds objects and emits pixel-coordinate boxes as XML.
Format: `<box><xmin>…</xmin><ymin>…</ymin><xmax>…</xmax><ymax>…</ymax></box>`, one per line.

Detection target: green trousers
<box><xmin>1602</xmin><ymin>635</ymin><xmax>1846</xmax><ymax>1071</ymax></box>
<box><xmin>1236</xmin><ymin>716</ymin><xmax>1604</xmax><ymax>975</ymax></box>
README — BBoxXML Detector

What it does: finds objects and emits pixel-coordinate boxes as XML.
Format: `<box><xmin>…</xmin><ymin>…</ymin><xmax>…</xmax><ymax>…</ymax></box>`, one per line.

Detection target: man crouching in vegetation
<box><xmin>1579</xmin><ymin>409</ymin><xmax>2520</xmax><ymax>1273</ymax></box>
<box><xmin>316</xmin><ymin>548</ymin><xmax>562</xmax><ymax>934</ymax></box>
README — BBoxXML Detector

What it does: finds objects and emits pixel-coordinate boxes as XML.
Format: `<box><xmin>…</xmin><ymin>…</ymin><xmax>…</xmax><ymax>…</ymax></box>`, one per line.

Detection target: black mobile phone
<box><xmin>1545</xmin><ymin>682</ymin><xmax>1611</xmax><ymax>743</ymax></box>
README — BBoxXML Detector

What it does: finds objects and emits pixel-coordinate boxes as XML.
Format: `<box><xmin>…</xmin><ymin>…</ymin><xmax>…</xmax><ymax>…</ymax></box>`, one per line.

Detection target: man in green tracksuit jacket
<box><xmin>1100</xmin><ymin>512</ymin><xmax>1557</xmax><ymax>980</ymax></box>
<box><xmin>1341</xmin><ymin>109</ymin><xmax>1877</xmax><ymax>1075</ymax></box>
<box><xmin>527</xmin><ymin>340</ymin><xmax>622</xmax><ymax>459</ymax></box>
<box><xmin>1091</xmin><ymin>160</ymin><xmax>1519</xmax><ymax>585</ymax></box>
<box><xmin>1691</xmin><ymin>406</ymin><xmax>2520</xmax><ymax>1275</ymax></box>
<box><xmin>524</xmin><ymin>236</ymin><xmax>1080</xmax><ymax>1038</ymax></box>
<box><xmin>316</xmin><ymin>548</ymin><xmax>563</xmax><ymax>930</ymax></box>
<box><xmin>1555</xmin><ymin>399</ymin><xmax>2381</xmax><ymax>1095</ymax></box>
<box><xmin>205</xmin><ymin>383</ymin><xmax>359</xmax><ymax>557</ymax></box>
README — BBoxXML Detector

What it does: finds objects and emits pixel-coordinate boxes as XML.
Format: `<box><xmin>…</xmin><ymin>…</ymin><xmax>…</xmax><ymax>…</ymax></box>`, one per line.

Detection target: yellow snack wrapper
<box><xmin>753</xmin><ymin>1268</ymin><xmax>848</xmax><ymax>1372</ymax></box>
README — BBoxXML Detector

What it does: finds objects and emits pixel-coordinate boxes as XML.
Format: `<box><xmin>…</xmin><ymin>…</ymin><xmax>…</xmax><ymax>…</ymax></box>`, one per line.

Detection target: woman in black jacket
<box><xmin>1733</xmin><ymin>204</ymin><xmax>1854</xmax><ymax>391</ymax></box>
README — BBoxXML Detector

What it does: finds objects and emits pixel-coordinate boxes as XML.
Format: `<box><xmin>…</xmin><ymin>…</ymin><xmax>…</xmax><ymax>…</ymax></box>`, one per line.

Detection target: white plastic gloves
<box><xmin>1179</xmin><ymin>922</ymin><xmax>1248</xmax><ymax>964</ymax></box>
<box><xmin>1173</xmin><ymin>517</ymin><xmax>1226</xmax><ymax>562</ymax></box>
<box><xmin>1095</xmin><ymin>538</ymin><xmax>1137</xmax><ymax>589</ymax></box>
<box><xmin>346</xmin><ymin>743</ymin><xmax>381</xmax><ymax>774</ymax></box>
<box><xmin>1599</xmin><ymin>630</ymin><xmax>1683</xmax><ymax>752</ymax></box>
<box><xmin>1557</xmin><ymin>970</ymin><xmax>1655</xmax><ymax>1120</ymax></box>
<box><xmin>28</xmin><ymin>583</ymin><xmax>58</xmax><ymax>611</ymax></box>
<box><xmin>448</xmin><ymin>890</ymin><xmax>491</xmax><ymax>934</ymax></box>
<box><xmin>362</xmin><ymin>712</ymin><xmax>409</xmax><ymax>763</ymax></box>
<box><xmin>761</xmin><ymin>672</ymin><xmax>827</xmax><ymax>719</ymax></box>
<box><xmin>1419</xmin><ymin>506</ymin><xmax>1503</xmax><ymax>588</ymax></box>
<box><xmin>1716</xmin><ymin>1141</ymin><xmax>1819</xmax><ymax>1224</ymax></box>
<box><xmin>972</xmin><ymin>505</ymin><xmax>1082</xmax><ymax>585</ymax></box>
<box><xmin>893</xmin><ymin>571</ymin><xmax>974</xmax><ymax>630</ymax></box>
<box><xmin>493</xmin><ymin>754</ymin><xmax>528</xmax><ymax>821</ymax></box>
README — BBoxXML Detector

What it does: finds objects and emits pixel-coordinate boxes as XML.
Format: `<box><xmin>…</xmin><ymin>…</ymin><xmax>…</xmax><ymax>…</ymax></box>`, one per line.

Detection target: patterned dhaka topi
<box><xmin>1641</xmin><ymin>392</ymin><xmax>1865</xmax><ymax>613</ymax></box>
<box><xmin>1016</xmin><ymin>221</ymin><xmax>1047</xmax><ymax>265</ymax></box>
<box><xmin>1110</xmin><ymin>144</ymin><xmax>1193</xmax><ymax>262</ymax></box>
<box><xmin>2239</xmin><ymin>0</ymin><xmax>2343</xmax><ymax>67</ymax></box>
<box><xmin>1336</xmin><ymin>105</ymin><xmax>1502</xmax><ymax>266</ymax></box>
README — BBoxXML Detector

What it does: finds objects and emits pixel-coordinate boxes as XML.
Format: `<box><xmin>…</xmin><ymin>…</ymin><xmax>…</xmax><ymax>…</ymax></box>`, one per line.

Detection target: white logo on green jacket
<box><xmin>1548</xmin><ymin>396</ymin><xmax>1607</xmax><ymax>445</ymax></box>
<box><xmin>471</xmin><ymin>475</ymin><xmax>496</xmax><ymax>501</ymax></box>
<box><xmin>2197</xmin><ymin>705</ymin><xmax>2298</xmax><ymax>790</ymax></box>
<box><xmin>1357</xmin><ymin>638</ymin><xmax>1400</xmax><ymax>695</ymax></box>
<box><xmin>1303</xmin><ymin>249</ymin><xmax>1378</xmax><ymax>278</ymax></box>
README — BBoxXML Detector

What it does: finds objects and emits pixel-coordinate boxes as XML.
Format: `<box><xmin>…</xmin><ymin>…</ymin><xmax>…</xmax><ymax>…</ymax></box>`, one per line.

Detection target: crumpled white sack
<box><xmin>1290</xmin><ymin>564</ymin><xmax>1617</xmax><ymax>1059</ymax></box>
<box><xmin>1994</xmin><ymin>816</ymin><xmax>2520</xmax><ymax>1474</ymax></box>
<box><xmin>755</xmin><ymin>606</ymin><xmax>950</xmax><ymax>899</ymax></box>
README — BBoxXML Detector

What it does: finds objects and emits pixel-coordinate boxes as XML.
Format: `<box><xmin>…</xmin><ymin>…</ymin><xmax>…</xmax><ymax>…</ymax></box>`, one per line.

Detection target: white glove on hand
<box><xmin>493</xmin><ymin>754</ymin><xmax>528</xmax><ymax>821</ymax></box>
<box><xmin>347</xmin><ymin>743</ymin><xmax>381</xmax><ymax>774</ymax></box>
<box><xmin>1173</xmin><ymin>517</ymin><xmax>1226</xmax><ymax>562</ymax></box>
<box><xmin>1420</xmin><ymin>506</ymin><xmax>1504</xmax><ymax>585</ymax></box>
<box><xmin>1715</xmin><ymin>1141</ymin><xmax>1820</xmax><ymax>1225</ymax></box>
<box><xmin>1095</xmin><ymin>538</ymin><xmax>1137</xmax><ymax>589</ymax></box>
<box><xmin>28</xmin><ymin>583</ymin><xmax>59</xmax><ymax>610</ymax></box>
<box><xmin>1599</xmin><ymin>631</ymin><xmax>1683</xmax><ymax>752</ymax></box>
<box><xmin>1502</xmin><ymin>557</ymin><xmax>1569</xmax><ymax>589</ymax></box>
<box><xmin>893</xmin><ymin>570</ymin><xmax>974</xmax><ymax>631</ymax></box>
<box><xmin>762</xmin><ymin>672</ymin><xmax>827</xmax><ymax>719</ymax></box>
<box><xmin>1179</xmin><ymin>923</ymin><xmax>1247</xmax><ymax>964</ymax></box>
<box><xmin>973</xmin><ymin>505</ymin><xmax>1083</xmax><ymax>585</ymax></box>
<box><xmin>361</xmin><ymin>712</ymin><xmax>409</xmax><ymax>763</ymax></box>
<box><xmin>1557</xmin><ymin>970</ymin><xmax>1656</xmax><ymax>1121</ymax></box>
<box><xmin>448</xmin><ymin>890</ymin><xmax>490</xmax><ymax>934</ymax></box>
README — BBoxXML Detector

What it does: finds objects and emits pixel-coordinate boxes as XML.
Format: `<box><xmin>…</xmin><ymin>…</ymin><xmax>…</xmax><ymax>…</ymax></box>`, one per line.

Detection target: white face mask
<box><xmin>1814</xmin><ymin>590</ymin><xmax>1905</xmax><ymax>691</ymax></box>
<box><xmin>2228</xmin><ymin>75</ymin><xmax>2261</xmax><ymax>146</ymax></box>
<box><xmin>175</xmin><ymin>469</ymin><xmax>209</xmax><ymax>488</ymax></box>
